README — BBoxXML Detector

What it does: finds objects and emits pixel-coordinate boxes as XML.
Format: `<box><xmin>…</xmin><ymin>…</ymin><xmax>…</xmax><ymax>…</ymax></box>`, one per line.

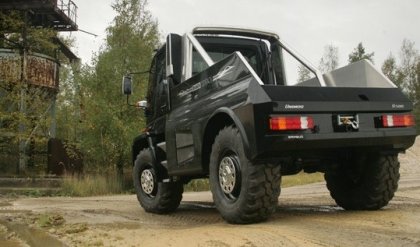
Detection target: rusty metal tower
<box><xmin>0</xmin><ymin>0</ymin><xmax>79</xmax><ymax>174</ymax></box>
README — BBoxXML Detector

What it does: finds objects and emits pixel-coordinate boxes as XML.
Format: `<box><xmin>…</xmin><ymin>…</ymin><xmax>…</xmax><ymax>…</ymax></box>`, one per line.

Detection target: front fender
<box><xmin>132</xmin><ymin>133</ymin><xmax>149</xmax><ymax>165</ymax></box>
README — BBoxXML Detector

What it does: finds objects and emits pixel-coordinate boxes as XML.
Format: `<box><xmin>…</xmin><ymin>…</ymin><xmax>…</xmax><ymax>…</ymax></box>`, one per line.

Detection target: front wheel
<box><xmin>209</xmin><ymin>126</ymin><xmax>281</xmax><ymax>224</ymax></box>
<box><xmin>325</xmin><ymin>154</ymin><xmax>400</xmax><ymax>210</ymax></box>
<box><xmin>133</xmin><ymin>149</ymin><xmax>183</xmax><ymax>214</ymax></box>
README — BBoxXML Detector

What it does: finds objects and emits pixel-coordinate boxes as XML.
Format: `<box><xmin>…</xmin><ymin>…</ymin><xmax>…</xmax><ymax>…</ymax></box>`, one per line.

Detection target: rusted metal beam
<box><xmin>0</xmin><ymin>0</ymin><xmax>78</xmax><ymax>31</ymax></box>
<box><xmin>52</xmin><ymin>37</ymin><xmax>78</xmax><ymax>62</ymax></box>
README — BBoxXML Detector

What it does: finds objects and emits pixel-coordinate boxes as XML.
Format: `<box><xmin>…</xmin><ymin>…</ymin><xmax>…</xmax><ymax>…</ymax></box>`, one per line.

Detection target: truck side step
<box><xmin>161</xmin><ymin>160</ymin><xmax>168</xmax><ymax>169</ymax></box>
<box><xmin>157</xmin><ymin>142</ymin><xmax>166</xmax><ymax>152</ymax></box>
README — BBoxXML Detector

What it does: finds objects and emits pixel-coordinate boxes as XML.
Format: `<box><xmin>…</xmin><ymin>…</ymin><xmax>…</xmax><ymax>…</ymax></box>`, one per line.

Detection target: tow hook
<box><xmin>335</xmin><ymin>115</ymin><xmax>359</xmax><ymax>132</ymax></box>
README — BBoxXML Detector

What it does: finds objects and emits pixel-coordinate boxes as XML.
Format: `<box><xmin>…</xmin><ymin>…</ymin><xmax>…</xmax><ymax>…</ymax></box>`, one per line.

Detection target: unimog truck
<box><xmin>122</xmin><ymin>27</ymin><xmax>416</xmax><ymax>224</ymax></box>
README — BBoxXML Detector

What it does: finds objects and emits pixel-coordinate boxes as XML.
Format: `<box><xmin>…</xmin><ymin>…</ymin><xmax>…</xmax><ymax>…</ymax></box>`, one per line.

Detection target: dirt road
<box><xmin>1</xmin><ymin>170</ymin><xmax>420</xmax><ymax>247</ymax></box>
<box><xmin>2</xmin><ymin>140</ymin><xmax>420</xmax><ymax>247</ymax></box>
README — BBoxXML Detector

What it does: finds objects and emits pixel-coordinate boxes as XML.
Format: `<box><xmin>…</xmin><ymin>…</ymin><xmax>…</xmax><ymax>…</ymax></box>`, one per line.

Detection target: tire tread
<box><xmin>133</xmin><ymin>149</ymin><xmax>183</xmax><ymax>214</ymax></box>
<box><xmin>210</xmin><ymin>126</ymin><xmax>281</xmax><ymax>224</ymax></box>
<box><xmin>325</xmin><ymin>154</ymin><xmax>399</xmax><ymax>210</ymax></box>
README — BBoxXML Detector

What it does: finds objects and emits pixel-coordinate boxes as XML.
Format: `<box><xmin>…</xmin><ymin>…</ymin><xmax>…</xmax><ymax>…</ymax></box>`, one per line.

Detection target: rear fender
<box><xmin>205</xmin><ymin>107</ymin><xmax>251</xmax><ymax>159</ymax></box>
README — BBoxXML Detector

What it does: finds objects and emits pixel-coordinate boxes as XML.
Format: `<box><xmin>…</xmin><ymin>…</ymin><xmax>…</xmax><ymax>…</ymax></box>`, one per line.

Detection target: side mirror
<box><xmin>122</xmin><ymin>75</ymin><xmax>132</xmax><ymax>95</ymax></box>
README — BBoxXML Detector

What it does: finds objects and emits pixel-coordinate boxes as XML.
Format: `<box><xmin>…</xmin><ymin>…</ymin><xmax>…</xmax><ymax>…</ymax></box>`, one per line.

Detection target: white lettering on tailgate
<box><xmin>285</xmin><ymin>104</ymin><xmax>304</xmax><ymax>109</ymax></box>
<box><xmin>288</xmin><ymin>135</ymin><xmax>304</xmax><ymax>139</ymax></box>
<box><xmin>392</xmin><ymin>104</ymin><xmax>405</xmax><ymax>109</ymax></box>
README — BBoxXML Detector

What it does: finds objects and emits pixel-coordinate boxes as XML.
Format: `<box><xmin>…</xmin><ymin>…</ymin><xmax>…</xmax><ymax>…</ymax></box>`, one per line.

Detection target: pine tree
<box><xmin>348</xmin><ymin>42</ymin><xmax>374</xmax><ymax>64</ymax></box>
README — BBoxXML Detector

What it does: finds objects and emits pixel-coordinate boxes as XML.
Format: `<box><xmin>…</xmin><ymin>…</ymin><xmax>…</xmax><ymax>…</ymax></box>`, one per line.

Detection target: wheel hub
<box><xmin>219</xmin><ymin>156</ymin><xmax>238</xmax><ymax>194</ymax></box>
<box><xmin>140</xmin><ymin>169</ymin><xmax>155</xmax><ymax>195</ymax></box>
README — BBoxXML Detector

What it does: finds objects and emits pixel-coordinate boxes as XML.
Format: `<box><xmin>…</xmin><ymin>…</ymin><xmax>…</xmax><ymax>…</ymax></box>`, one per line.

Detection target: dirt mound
<box><xmin>400</xmin><ymin>137</ymin><xmax>420</xmax><ymax>174</ymax></box>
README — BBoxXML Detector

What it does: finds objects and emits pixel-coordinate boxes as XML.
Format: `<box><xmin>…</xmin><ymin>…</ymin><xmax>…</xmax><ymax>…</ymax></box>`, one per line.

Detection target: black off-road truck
<box><xmin>122</xmin><ymin>27</ymin><xmax>416</xmax><ymax>224</ymax></box>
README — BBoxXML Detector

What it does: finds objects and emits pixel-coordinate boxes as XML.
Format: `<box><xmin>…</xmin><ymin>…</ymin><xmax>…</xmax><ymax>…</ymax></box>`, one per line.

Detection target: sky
<box><xmin>68</xmin><ymin>0</ymin><xmax>419</xmax><ymax>72</ymax></box>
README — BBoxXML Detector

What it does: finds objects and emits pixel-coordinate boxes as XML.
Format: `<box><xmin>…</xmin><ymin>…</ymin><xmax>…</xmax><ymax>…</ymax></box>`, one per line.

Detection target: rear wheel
<box><xmin>325</xmin><ymin>154</ymin><xmax>399</xmax><ymax>210</ymax></box>
<box><xmin>133</xmin><ymin>149</ymin><xmax>183</xmax><ymax>214</ymax></box>
<box><xmin>209</xmin><ymin>126</ymin><xmax>281</xmax><ymax>224</ymax></box>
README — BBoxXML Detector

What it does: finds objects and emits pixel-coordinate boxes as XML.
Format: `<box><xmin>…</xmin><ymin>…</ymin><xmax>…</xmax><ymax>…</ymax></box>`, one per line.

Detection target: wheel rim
<box><xmin>140</xmin><ymin>169</ymin><xmax>155</xmax><ymax>195</ymax></box>
<box><xmin>219</xmin><ymin>155</ymin><xmax>240</xmax><ymax>199</ymax></box>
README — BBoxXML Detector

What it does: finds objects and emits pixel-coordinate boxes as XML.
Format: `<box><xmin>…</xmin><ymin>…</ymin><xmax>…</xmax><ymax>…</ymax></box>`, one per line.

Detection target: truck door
<box><xmin>165</xmin><ymin>33</ymin><xmax>210</xmax><ymax>175</ymax></box>
<box><xmin>146</xmin><ymin>47</ymin><xmax>168</xmax><ymax>133</ymax></box>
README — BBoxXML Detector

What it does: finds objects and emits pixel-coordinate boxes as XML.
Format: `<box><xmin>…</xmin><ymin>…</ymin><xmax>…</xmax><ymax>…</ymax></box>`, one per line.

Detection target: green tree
<box><xmin>381</xmin><ymin>53</ymin><xmax>400</xmax><ymax>86</ymax></box>
<box><xmin>67</xmin><ymin>0</ymin><xmax>159</xmax><ymax>181</ymax></box>
<box><xmin>382</xmin><ymin>39</ymin><xmax>420</xmax><ymax>131</ymax></box>
<box><xmin>398</xmin><ymin>39</ymin><xmax>419</xmax><ymax>105</ymax></box>
<box><xmin>348</xmin><ymin>42</ymin><xmax>375</xmax><ymax>64</ymax></box>
<box><xmin>319</xmin><ymin>44</ymin><xmax>339</xmax><ymax>73</ymax></box>
<box><xmin>55</xmin><ymin>61</ymin><xmax>82</xmax><ymax>144</ymax></box>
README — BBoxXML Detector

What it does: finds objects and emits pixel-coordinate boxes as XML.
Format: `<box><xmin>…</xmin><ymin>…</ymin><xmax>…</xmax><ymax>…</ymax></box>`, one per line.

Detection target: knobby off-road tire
<box><xmin>325</xmin><ymin>154</ymin><xmax>400</xmax><ymax>210</ymax></box>
<box><xmin>133</xmin><ymin>148</ymin><xmax>183</xmax><ymax>214</ymax></box>
<box><xmin>209</xmin><ymin>126</ymin><xmax>281</xmax><ymax>224</ymax></box>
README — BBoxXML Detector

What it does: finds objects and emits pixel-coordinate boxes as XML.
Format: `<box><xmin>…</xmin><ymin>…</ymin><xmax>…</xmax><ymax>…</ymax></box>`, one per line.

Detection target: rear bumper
<box><xmin>256</xmin><ymin>128</ymin><xmax>416</xmax><ymax>158</ymax></box>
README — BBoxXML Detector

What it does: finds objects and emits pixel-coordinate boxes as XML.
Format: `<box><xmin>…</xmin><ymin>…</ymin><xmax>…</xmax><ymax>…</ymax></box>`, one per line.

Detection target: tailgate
<box><xmin>264</xmin><ymin>86</ymin><xmax>412</xmax><ymax>113</ymax></box>
<box><xmin>251</xmin><ymin>86</ymin><xmax>416</xmax><ymax>155</ymax></box>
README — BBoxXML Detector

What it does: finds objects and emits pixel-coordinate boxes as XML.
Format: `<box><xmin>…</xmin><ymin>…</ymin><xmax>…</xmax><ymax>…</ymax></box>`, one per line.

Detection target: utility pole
<box><xmin>18</xmin><ymin>10</ymin><xmax>28</xmax><ymax>174</ymax></box>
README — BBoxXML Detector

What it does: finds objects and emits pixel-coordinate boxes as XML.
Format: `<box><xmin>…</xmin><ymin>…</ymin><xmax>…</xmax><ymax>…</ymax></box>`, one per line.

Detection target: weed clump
<box><xmin>60</xmin><ymin>175</ymin><xmax>124</xmax><ymax>197</ymax></box>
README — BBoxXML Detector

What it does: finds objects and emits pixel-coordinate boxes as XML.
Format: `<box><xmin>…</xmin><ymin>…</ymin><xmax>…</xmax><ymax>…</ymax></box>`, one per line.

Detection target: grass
<box><xmin>60</xmin><ymin>175</ymin><xmax>125</xmax><ymax>197</ymax></box>
<box><xmin>185</xmin><ymin>179</ymin><xmax>210</xmax><ymax>192</ymax></box>
<box><xmin>281</xmin><ymin>172</ymin><xmax>325</xmax><ymax>188</ymax></box>
<box><xmin>37</xmin><ymin>214</ymin><xmax>65</xmax><ymax>228</ymax></box>
<box><xmin>55</xmin><ymin>171</ymin><xmax>324</xmax><ymax>196</ymax></box>
<box><xmin>184</xmin><ymin>172</ymin><xmax>325</xmax><ymax>192</ymax></box>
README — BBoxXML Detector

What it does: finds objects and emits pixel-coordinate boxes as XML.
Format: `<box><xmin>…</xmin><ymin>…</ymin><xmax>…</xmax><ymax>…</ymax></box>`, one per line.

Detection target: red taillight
<box><xmin>382</xmin><ymin>114</ymin><xmax>415</xmax><ymax>127</ymax></box>
<box><xmin>270</xmin><ymin>116</ymin><xmax>314</xmax><ymax>131</ymax></box>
